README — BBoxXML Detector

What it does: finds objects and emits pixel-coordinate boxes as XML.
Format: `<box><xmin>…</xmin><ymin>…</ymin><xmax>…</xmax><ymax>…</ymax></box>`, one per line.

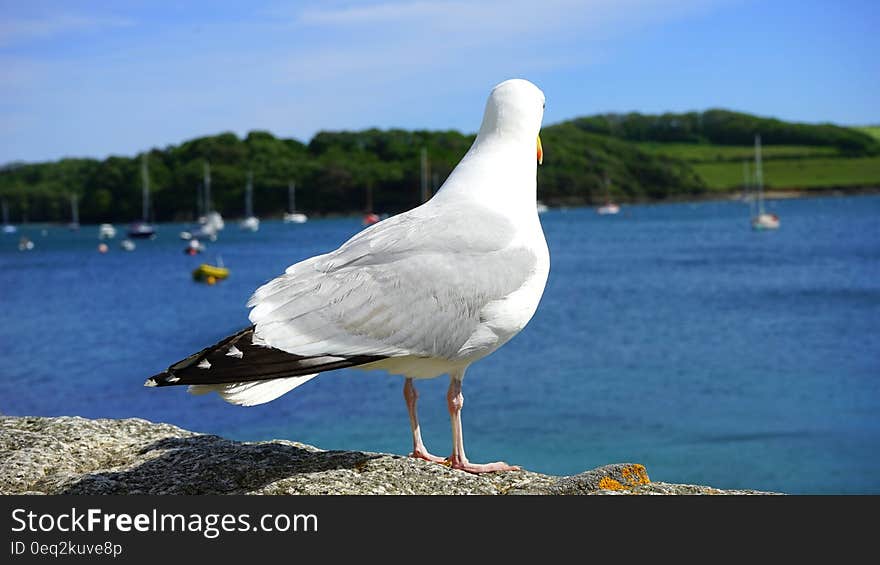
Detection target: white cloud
<box><xmin>0</xmin><ymin>0</ymin><xmax>728</xmax><ymax>162</ymax></box>
<box><xmin>278</xmin><ymin>0</ymin><xmax>724</xmax><ymax>86</ymax></box>
<box><xmin>297</xmin><ymin>0</ymin><xmax>720</xmax><ymax>40</ymax></box>
<box><xmin>0</xmin><ymin>13</ymin><xmax>133</xmax><ymax>47</ymax></box>
<box><xmin>299</xmin><ymin>1</ymin><xmax>469</xmax><ymax>25</ymax></box>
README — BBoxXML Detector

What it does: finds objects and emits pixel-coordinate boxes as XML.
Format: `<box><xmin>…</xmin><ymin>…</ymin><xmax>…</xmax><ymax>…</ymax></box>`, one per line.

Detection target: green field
<box><xmin>854</xmin><ymin>126</ymin><xmax>880</xmax><ymax>141</ymax></box>
<box><xmin>635</xmin><ymin>142</ymin><xmax>839</xmax><ymax>162</ymax></box>
<box><xmin>636</xmin><ymin>138</ymin><xmax>880</xmax><ymax>191</ymax></box>
<box><xmin>693</xmin><ymin>156</ymin><xmax>880</xmax><ymax>190</ymax></box>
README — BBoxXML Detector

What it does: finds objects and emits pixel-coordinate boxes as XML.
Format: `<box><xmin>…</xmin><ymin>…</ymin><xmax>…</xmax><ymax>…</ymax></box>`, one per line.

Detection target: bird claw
<box><xmin>409</xmin><ymin>450</ymin><xmax>446</xmax><ymax>463</ymax></box>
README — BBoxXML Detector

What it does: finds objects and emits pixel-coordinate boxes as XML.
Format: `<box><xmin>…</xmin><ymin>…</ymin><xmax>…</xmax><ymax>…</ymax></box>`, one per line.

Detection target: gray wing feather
<box><xmin>248</xmin><ymin>203</ymin><xmax>536</xmax><ymax>360</ymax></box>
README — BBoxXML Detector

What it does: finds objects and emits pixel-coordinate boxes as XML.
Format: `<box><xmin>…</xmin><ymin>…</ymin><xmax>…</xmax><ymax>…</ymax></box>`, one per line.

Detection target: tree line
<box><xmin>1</xmin><ymin>109</ymin><xmax>871</xmax><ymax>223</ymax></box>
<box><xmin>570</xmin><ymin>109</ymin><xmax>878</xmax><ymax>154</ymax></box>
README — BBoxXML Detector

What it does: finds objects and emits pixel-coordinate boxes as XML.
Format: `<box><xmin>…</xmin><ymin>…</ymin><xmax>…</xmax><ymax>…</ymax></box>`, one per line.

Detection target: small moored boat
<box><xmin>184</xmin><ymin>239</ymin><xmax>205</xmax><ymax>255</ymax></box>
<box><xmin>193</xmin><ymin>262</ymin><xmax>229</xmax><ymax>285</ymax></box>
<box><xmin>596</xmin><ymin>202</ymin><xmax>620</xmax><ymax>215</ymax></box>
<box><xmin>98</xmin><ymin>223</ymin><xmax>117</xmax><ymax>239</ymax></box>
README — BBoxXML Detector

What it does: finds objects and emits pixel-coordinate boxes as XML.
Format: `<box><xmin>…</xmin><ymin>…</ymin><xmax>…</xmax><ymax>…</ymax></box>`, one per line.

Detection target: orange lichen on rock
<box><xmin>620</xmin><ymin>464</ymin><xmax>650</xmax><ymax>486</ymax></box>
<box><xmin>598</xmin><ymin>477</ymin><xmax>627</xmax><ymax>490</ymax></box>
<box><xmin>597</xmin><ymin>464</ymin><xmax>651</xmax><ymax>491</ymax></box>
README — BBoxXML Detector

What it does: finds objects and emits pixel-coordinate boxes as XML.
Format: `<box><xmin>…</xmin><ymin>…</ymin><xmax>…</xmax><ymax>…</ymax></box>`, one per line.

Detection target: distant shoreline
<box><xmin>5</xmin><ymin>186</ymin><xmax>878</xmax><ymax>227</ymax></box>
<box><xmin>609</xmin><ymin>185</ymin><xmax>880</xmax><ymax>207</ymax></box>
<box><xmin>539</xmin><ymin>184</ymin><xmax>880</xmax><ymax>209</ymax></box>
<box><xmin>752</xmin><ymin>186</ymin><xmax>880</xmax><ymax>200</ymax></box>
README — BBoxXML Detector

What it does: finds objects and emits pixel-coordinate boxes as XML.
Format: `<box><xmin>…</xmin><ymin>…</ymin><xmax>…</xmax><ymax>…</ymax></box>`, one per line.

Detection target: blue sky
<box><xmin>1</xmin><ymin>0</ymin><xmax>878</xmax><ymax>164</ymax></box>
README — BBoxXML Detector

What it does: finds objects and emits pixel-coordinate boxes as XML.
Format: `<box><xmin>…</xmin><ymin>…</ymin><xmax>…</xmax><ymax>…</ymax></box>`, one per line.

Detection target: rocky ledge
<box><xmin>0</xmin><ymin>416</ymin><xmax>776</xmax><ymax>495</ymax></box>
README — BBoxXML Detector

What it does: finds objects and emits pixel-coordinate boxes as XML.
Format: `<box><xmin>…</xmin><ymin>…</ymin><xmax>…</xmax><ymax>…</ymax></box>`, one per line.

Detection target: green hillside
<box><xmin>694</xmin><ymin>157</ymin><xmax>880</xmax><ymax>191</ymax></box>
<box><xmin>562</xmin><ymin>110</ymin><xmax>880</xmax><ymax>192</ymax></box>
<box><xmin>0</xmin><ymin>126</ymin><xmax>704</xmax><ymax>224</ymax></box>
<box><xmin>635</xmin><ymin>140</ymin><xmax>880</xmax><ymax>191</ymax></box>
<box><xmin>855</xmin><ymin>126</ymin><xmax>880</xmax><ymax>141</ymax></box>
<box><xmin>1</xmin><ymin>110</ymin><xmax>878</xmax><ymax>223</ymax></box>
<box><xmin>571</xmin><ymin>109</ymin><xmax>876</xmax><ymax>153</ymax></box>
<box><xmin>634</xmin><ymin>142</ymin><xmax>839</xmax><ymax>162</ymax></box>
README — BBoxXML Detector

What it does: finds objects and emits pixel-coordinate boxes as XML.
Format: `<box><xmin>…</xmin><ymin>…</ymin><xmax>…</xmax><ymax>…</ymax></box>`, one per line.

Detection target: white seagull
<box><xmin>147</xmin><ymin>79</ymin><xmax>549</xmax><ymax>473</ymax></box>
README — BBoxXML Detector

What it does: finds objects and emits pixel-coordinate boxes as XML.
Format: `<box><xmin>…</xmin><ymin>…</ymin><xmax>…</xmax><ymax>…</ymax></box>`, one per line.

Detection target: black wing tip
<box><xmin>143</xmin><ymin>324</ymin><xmax>388</xmax><ymax>389</ymax></box>
<box><xmin>144</xmin><ymin>370</ymin><xmax>181</xmax><ymax>388</ymax></box>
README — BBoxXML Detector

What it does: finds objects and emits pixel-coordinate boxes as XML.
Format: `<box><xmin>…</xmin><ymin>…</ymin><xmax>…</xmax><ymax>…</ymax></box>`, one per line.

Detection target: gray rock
<box><xmin>0</xmin><ymin>416</ymin><xmax>779</xmax><ymax>495</ymax></box>
<box><xmin>543</xmin><ymin>462</ymin><xmax>652</xmax><ymax>494</ymax></box>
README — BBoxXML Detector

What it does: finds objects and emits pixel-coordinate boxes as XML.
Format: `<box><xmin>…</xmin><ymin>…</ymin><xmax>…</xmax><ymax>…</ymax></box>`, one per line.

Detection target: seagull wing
<box><xmin>248</xmin><ymin>202</ymin><xmax>538</xmax><ymax>361</ymax></box>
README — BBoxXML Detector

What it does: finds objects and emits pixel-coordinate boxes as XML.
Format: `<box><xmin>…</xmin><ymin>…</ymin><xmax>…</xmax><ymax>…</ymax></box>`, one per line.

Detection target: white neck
<box><xmin>431</xmin><ymin>131</ymin><xmax>538</xmax><ymax>221</ymax></box>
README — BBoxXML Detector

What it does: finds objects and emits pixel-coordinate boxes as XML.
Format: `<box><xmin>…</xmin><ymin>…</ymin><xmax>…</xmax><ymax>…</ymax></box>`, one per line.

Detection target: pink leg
<box><xmin>403</xmin><ymin>378</ymin><xmax>445</xmax><ymax>463</ymax></box>
<box><xmin>446</xmin><ymin>372</ymin><xmax>520</xmax><ymax>474</ymax></box>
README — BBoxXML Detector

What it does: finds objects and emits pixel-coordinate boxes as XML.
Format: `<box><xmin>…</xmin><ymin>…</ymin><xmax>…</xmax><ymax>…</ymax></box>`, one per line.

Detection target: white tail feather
<box><xmin>187</xmin><ymin>374</ymin><xmax>318</xmax><ymax>406</ymax></box>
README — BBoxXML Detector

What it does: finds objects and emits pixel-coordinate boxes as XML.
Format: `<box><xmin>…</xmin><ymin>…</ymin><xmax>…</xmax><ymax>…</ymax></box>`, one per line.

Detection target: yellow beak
<box><xmin>537</xmin><ymin>135</ymin><xmax>543</xmax><ymax>165</ymax></box>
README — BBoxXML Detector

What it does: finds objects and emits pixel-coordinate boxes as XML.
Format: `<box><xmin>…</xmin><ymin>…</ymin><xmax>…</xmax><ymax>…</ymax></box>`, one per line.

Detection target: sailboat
<box><xmin>98</xmin><ymin>224</ymin><xmax>117</xmax><ymax>239</ymax></box>
<box><xmin>2</xmin><ymin>200</ymin><xmax>16</xmax><ymax>234</ymax></box>
<box><xmin>362</xmin><ymin>182</ymin><xmax>380</xmax><ymax>226</ymax></box>
<box><xmin>182</xmin><ymin>162</ymin><xmax>222</xmax><ymax>241</ymax></box>
<box><xmin>128</xmin><ymin>154</ymin><xmax>156</xmax><ymax>239</ymax></box>
<box><xmin>239</xmin><ymin>171</ymin><xmax>260</xmax><ymax>232</ymax></box>
<box><xmin>68</xmin><ymin>193</ymin><xmax>80</xmax><ymax>231</ymax></box>
<box><xmin>283</xmin><ymin>181</ymin><xmax>308</xmax><ymax>224</ymax></box>
<box><xmin>596</xmin><ymin>173</ymin><xmax>621</xmax><ymax>215</ymax></box>
<box><xmin>202</xmin><ymin>210</ymin><xmax>225</xmax><ymax>235</ymax></box>
<box><xmin>203</xmin><ymin>162</ymin><xmax>224</xmax><ymax>233</ymax></box>
<box><xmin>750</xmin><ymin>134</ymin><xmax>780</xmax><ymax>231</ymax></box>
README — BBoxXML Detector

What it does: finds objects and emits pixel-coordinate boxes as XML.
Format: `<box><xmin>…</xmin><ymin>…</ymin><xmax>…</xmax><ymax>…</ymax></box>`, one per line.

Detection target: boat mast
<box><xmin>754</xmin><ymin>134</ymin><xmax>764</xmax><ymax>216</ymax></box>
<box><xmin>288</xmin><ymin>181</ymin><xmax>296</xmax><ymax>213</ymax></box>
<box><xmin>420</xmin><ymin>147</ymin><xmax>430</xmax><ymax>203</ymax></box>
<box><xmin>743</xmin><ymin>160</ymin><xmax>755</xmax><ymax>218</ymax></box>
<box><xmin>70</xmin><ymin>193</ymin><xmax>79</xmax><ymax>225</ymax></box>
<box><xmin>140</xmin><ymin>154</ymin><xmax>150</xmax><ymax>222</ymax></box>
<box><xmin>196</xmin><ymin>182</ymin><xmax>203</xmax><ymax>219</ymax></box>
<box><xmin>203</xmin><ymin>161</ymin><xmax>212</xmax><ymax>214</ymax></box>
<box><xmin>245</xmin><ymin>171</ymin><xmax>254</xmax><ymax>218</ymax></box>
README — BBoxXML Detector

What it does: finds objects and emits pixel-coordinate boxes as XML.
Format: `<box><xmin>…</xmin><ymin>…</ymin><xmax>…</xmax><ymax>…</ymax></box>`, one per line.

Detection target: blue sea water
<box><xmin>1</xmin><ymin>195</ymin><xmax>878</xmax><ymax>494</ymax></box>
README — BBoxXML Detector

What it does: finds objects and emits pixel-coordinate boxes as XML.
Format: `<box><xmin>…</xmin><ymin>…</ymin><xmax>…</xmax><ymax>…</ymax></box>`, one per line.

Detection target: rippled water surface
<box><xmin>2</xmin><ymin>195</ymin><xmax>878</xmax><ymax>493</ymax></box>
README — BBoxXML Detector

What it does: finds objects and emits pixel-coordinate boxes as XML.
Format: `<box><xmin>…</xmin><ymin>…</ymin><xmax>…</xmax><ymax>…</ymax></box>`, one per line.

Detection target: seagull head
<box><xmin>479</xmin><ymin>79</ymin><xmax>546</xmax><ymax>165</ymax></box>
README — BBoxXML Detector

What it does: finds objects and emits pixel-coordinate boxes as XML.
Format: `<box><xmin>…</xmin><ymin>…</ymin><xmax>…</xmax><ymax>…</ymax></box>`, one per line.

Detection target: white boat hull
<box><xmin>240</xmin><ymin>216</ymin><xmax>260</xmax><ymax>232</ymax></box>
<box><xmin>203</xmin><ymin>211</ymin><xmax>225</xmax><ymax>232</ymax></box>
<box><xmin>751</xmin><ymin>213</ymin><xmax>780</xmax><ymax>230</ymax></box>
<box><xmin>597</xmin><ymin>203</ymin><xmax>621</xmax><ymax>215</ymax></box>
<box><xmin>98</xmin><ymin>224</ymin><xmax>117</xmax><ymax>239</ymax></box>
<box><xmin>283</xmin><ymin>212</ymin><xmax>308</xmax><ymax>224</ymax></box>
